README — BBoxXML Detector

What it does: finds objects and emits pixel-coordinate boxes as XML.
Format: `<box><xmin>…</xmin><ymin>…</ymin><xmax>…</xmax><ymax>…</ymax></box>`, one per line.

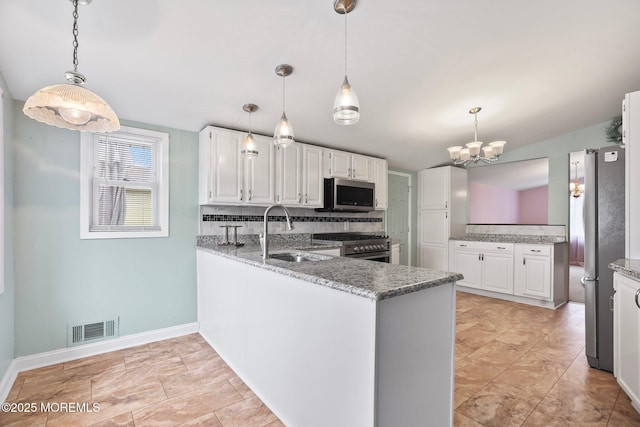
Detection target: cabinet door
<box><xmin>614</xmin><ymin>274</ymin><xmax>640</xmax><ymax>408</ymax></box>
<box><xmin>302</xmin><ymin>145</ymin><xmax>324</xmax><ymax>207</ymax></box>
<box><xmin>482</xmin><ymin>252</ymin><xmax>514</xmax><ymax>294</ymax></box>
<box><xmin>351</xmin><ymin>154</ymin><xmax>372</xmax><ymax>181</ymax></box>
<box><xmin>418</xmin><ymin>210</ymin><xmax>449</xmax><ymax>246</ymax></box>
<box><xmin>418</xmin><ymin>167</ymin><xmax>449</xmax><ymax>210</ymax></box>
<box><xmin>211</xmin><ymin>128</ymin><xmax>244</xmax><ymax>203</ymax></box>
<box><xmin>327</xmin><ymin>150</ymin><xmax>351</xmax><ymax>178</ymax></box>
<box><xmin>373</xmin><ymin>159</ymin><xmax>388</xmax><ymax>210</ymax></box>
<box><xmin>276</xmin><ymin>144</ymin><xmax>302</xmax><ymax>205</ymax></box>
<box><xmin>245</xmin><ymin>135</ymin><xmax>275</xmax><ymax>204</ymax></box>
<box><xmin>451</xmin><ymin>250</ymin><xmax>482</xmax><ymax>289</ymax></box>
<box><xmin>514</xmin><ymin>255</ymin><xmax>551</xmax><ymax>299</ymax></box>
<box><xmin>419</xmin><ymin>245</ymin><xmax>448</xmax><ymax>271</ymax></box>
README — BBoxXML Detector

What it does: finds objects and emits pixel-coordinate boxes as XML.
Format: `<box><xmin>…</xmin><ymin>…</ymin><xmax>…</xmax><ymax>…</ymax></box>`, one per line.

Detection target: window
<box><xmin>80</xmin><ymin>126</ymin><xmax>169</xmax><ymax>239</ymax></box>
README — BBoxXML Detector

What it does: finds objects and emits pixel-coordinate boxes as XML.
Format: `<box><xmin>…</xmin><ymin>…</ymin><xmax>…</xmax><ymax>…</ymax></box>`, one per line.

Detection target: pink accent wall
<box><xmin>469</xmin><ymin>181</ymin><xmax>519</xmax><ymax>224</ymax></box>
<box><xmin>518</xmin><ymin>185</ymin><xmax>549</xmax><ymax>224</ymax></box>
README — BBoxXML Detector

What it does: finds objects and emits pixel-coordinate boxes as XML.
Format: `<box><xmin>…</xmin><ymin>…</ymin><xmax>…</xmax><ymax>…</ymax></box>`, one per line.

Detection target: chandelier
<box><xmin>23</xmin><ymin>0</ymin><xmax>120</xmax><ymax>132</ymax></box>
<box><xmin>570</xmin><ymin>161</ymin><xmax>585</xmax><ymax>198</ymax></box>
<box><xmin>447</xmin><ymin>107</ymin><xmax>506</xmax><ymax>166</ymax></box>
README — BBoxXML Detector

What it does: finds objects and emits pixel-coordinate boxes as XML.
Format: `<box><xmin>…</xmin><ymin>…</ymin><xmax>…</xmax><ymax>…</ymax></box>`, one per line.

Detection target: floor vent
<box><xmin>68</xmin><ymin>318</ymin><xmax>119</xmax><ymax>346</ymax></box>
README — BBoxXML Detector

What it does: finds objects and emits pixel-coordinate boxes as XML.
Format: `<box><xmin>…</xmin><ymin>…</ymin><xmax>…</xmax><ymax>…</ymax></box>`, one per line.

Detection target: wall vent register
<box><xmin>68</xmin><ymin>318</ymin><xmax>119</xmax><ymax>346</ymax></box>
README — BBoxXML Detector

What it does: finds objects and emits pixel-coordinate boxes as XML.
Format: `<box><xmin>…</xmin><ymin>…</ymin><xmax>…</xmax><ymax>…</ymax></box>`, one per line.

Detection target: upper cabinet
<box><xmin>324</xmin><ymin>149</ymin><xmax>373</xmax><ymax>182</ymax></box>
<box><xmin>275</xmin><ymin>143</ymin><xmax>323</xmax><ymax>208</ymax></box>
<box><xmin>199</xmin><ymin>126</ymin><xmax>274</xmax><ymax>206</ymax></box>
<box><xmin>419</xmin><ymin>167</ymin><xmax>449</xmax><ymax>210</ymax></box>
<box><xmin>199</xmin><ymin>126</ymin><xmax>386</xmax><ymax>209</ymax></box>
<box><xmin>373</xmin><ymin>158</ymin><xmax>388</xmax><ymax>210</ymax></box>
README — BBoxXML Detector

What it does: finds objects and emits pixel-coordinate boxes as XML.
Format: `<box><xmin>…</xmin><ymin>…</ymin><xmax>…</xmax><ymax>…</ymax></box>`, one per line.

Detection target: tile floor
<box><xmin>2</xmin><ymin>292</ymin><xmax>640</xmax><ymax>426</ymax></box>
<box><xmin>455</xmin><ymin>291</ymin><xmax>640</xmax><ymax>426</ymax></box>
<box><xmin>1</xmin><ymin>334</ymin><xmax>283</xmax><ymax>426</ymax></box>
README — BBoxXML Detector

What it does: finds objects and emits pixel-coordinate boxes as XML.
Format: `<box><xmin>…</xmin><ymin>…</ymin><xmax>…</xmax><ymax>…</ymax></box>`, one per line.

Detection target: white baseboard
<box><xmin>0</xmin><ymin>322</ymin><xmax>199</xmax><ymax>403</ymax></box>
<box><xmin>455</xmin><ymin>286</ymin><xmax>563</xmax><ymax>309</ymax></box>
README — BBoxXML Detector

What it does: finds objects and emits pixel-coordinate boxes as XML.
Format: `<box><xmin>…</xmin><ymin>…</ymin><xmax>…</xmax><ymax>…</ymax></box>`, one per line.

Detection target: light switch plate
<box><xmin>604</xmin><ymin>151</ymin><xmax>619</xmax><ymax>162</ymax></box>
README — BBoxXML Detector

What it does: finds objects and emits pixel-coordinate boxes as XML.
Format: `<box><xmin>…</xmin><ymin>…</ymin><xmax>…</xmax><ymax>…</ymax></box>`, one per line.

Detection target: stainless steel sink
<box><xmin>269</xmin><ymin>252</ymin><xmax>330</xmax><ymax>263</ymax></box>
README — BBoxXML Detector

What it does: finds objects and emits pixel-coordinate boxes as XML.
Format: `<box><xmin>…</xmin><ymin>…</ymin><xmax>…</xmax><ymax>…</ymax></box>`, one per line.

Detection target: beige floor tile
<box><xmin>0</xmin><ymin>409</ymin><xmax>47</xmax><ymax>427</ymax></box>
<box><xmin>132</xmin><ymin>380</ymin><xmax>243</xmax><ymax>427</ymax></box>
<box><xmin>161</xmin><ymin>363</ymin><xmax>239</xmax><ymax>398</ymax></box>
<box><xmin>466</xmin><ymin>340</ymin><xmax>524</xmax><ymax>370</ymax></box>
<box><xmin>177</xmin><ymin>412</ymin><xmax>223</xmax><ymax>426</ymax></box>
<box><xmin>228</xmin><ymin>376</ymin><xmax>257</xmax><ymax>399</ymax></box>
<box><xmin>90</xmin><ymin>411</ymin><xmax>135</xmax><ymax>426</ymax></box>
<box><xmin>607</xmin><ymin>409</ymin><xmax>640</xmax><ymax>426</ymax></box>
<box><xmin>613</xmin><ymin>391</ymin><xmax>640</xmax><ymax>423</ymax></box>
<box><xmin>454</xmin><ymin>410</ymin><xmax>484</xmax><ymax>426</ymax></box>
<box><xmin>456</xmin><ymin>382</ymin><xmax>541</xmax><ymax>427</ymax></box>
<box><xmin>213</xmin><ymin>396</ymin><xmax>278</xmax><ymax>427</ymax></box>
<box><xmin>455</xmin><ymin>357</ymin><xmax>505</xmax><ymax>398</ymax></box>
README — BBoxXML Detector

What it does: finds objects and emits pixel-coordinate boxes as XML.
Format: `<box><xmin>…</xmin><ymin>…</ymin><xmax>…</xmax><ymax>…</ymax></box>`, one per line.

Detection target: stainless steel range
<box><xmin>311</xmin><ymin>233</ymin><xmax>391</xmax><ymax>263</ymax></box>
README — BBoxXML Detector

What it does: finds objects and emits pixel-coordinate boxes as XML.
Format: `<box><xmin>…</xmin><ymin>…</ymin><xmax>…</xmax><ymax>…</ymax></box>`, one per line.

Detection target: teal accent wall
<box><xmin>388</xmin><ymin>167</ymin><xmax>418</xmax><ymax>267</ymax></box>
<box><xmin>493</xmin><ymin>120</ymin><xmax>613</xmax><ymax>230</ymax></box>
<box><xmin>12</xmin><ymin>104</ymin><xmax>199</xmax><ymax>356</ymax></box>
<box><xmin>0</xmin><ymin>71</ymin><xmax>15</xmax><ymax>380</ymax></box>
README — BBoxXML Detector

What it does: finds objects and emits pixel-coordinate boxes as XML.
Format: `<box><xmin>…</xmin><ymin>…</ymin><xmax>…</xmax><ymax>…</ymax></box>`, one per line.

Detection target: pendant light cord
<box><xmin>72</xmin><ymin>0</ymin><xmax>79</xmax><ymax>73</ymax></box>
<box><xmin>344</xmin><ymin>4</ymin><xmax>348</xmax><ymax>77</ymax></box>
<box><xmin>282</xmin><ymin>75</ymin><xmax>286</xmax><ymax>112</ymax></box>
<box><xmin>473</xmin><ymin>112</ymin><xmax>479</xmax><ymax>141</ymax></box>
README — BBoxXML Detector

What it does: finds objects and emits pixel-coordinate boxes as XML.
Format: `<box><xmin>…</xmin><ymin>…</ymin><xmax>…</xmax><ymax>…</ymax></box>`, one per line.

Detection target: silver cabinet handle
<box><xmin>376</xmin><ymin>198</ymin><xmax>378</xmax><ymax>207</ymax></box>
<box><xmin>298</xmin><ymin>193</ymin><xmax>302</xmax><ymax>203</ymax></box>
<box><xmin>353</xmin><ymin>169</ymin><xmax>356</xmax><ymax>177</ymax></box>
<box><xmin>459</xmin><ymin>244</ymin><xmax>467</xmax><ymax>247</ymax></box>
<box><xmin>305</xmin><ymin>194</ymin><xmax>308</xmax><ymax>204</ymax></box>
<box><xmin>277</xmin><ymin>195</ymin><xmax>280</xmax><ymax>202</ymax></box>
<box><xmin>209</xmin><ymin>190</ymin><xmax>212</xmax><ymax>199</ymax></box>
<box><xmin>497</xmin><ymin>246</ymin><xmax>506</xmax><ymax>250</ymax></box>
<box><xmin>531</xmin><ymin>249</ymin><xmax>542</xmax><ymax>253</ymax></box>
<box><xmin>348</xmin><ymin>168</ymin><xmax>352</xmax><ymax>178</ymax></box>
<box><xmin>240</xmin><ymin>189</ymin><xmax>243</xmax><ymax>201</ymax></box>
<box><xmin>635</xmin><ymin>288</ymin><xmax>640</xmax><ymax>309</ymax></box>
<box><xmin>248</xmin><ymin>189</ymin><xmax>252</xmax><ymax>201</ymax></box>
<box><xmin>580</xmin><ymin>276</ymin><xmax>597</xmax><ymax>288</ymax></box>
<box><xmin>523</xmin><ymin>258</ymin><xmax>526</xmax><ymax>265</ymax></box>
<box><xmin>478</xmin><ymin>254</ymin><xmax>481</xmax><ymax>261</ymax></box>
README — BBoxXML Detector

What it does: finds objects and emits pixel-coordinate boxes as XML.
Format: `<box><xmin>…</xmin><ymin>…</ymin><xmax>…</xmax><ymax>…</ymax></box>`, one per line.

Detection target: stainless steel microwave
<box><xmin>318</xmin><ymin>178</ymin><xmax>375</xmax><ymax>212</ymax></box>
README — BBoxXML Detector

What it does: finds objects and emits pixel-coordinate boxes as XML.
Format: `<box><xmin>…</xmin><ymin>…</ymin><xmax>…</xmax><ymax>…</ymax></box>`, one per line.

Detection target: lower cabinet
<box><xmin>449</xmin><ymin>241</ymin><xmax>513</xmax><ymax>294</ymax></box>
<box><xmin>450</xmin><ymin>240</ymin><xmax>567</xmax><ymax>308</ymax></box>
<box><xmin>614</xmin><ymin>272</ymin><xmax>640</xmax><ymax>414</ymax></box>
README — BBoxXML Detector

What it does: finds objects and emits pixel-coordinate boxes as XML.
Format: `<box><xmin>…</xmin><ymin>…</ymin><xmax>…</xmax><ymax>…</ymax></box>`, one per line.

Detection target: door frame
<box><xmin>386</xmin><ymin>170</ymin><xmax>412</xmax><ymax>265</ymax></box>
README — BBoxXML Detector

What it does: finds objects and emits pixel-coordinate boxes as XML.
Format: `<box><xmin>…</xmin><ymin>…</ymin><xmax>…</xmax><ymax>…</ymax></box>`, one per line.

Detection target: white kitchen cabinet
<box><xmin>417</xmin><ymin>166</ymin><xmax>467</xmax><ymax>271</ymax></box>
<box><xmin>373</xmin><ymin>158</ymin><xmax>388</xmax><ymax>210</ymax></box>
<box><xmin>514</xmin><ymin>244</ymin><xmax>552</xmax><ymax>299</ymax></box>
<box><xmin>199</xmin><ymin>126</ymin><xmax>274</xmax><ymax>206</ymax></box>
<box><xmin>391</xmin><ymin>242</ymin><xmax>400</xmax><ymax>265</ymax></box>
<box><xmin>275</xmin><ymin>143</ymin><xmax>323</xmax><ymax>208</ymax></box>
<box><xmin>275</xmin><ymin>144</ymin><xmax>302</xmax><ymax>205</ymax></box>
<box><xmin>614</xmin><ymin>272</ymin><xmax>640</xmax><ymax>414</ymax></box>
<box><xmin>324</xmin><ymin>149</ymin><xmax>373</xmax><ymax>182</ymax></box>
<box><xmin>449</xmin><ymin>241</ymin><xmax>514</xmax><ymax>294</ymax></box>
<box><xmin>302</xmin><ymin>144</ymin><xmax>324</xmax><ymax>207</ymax></box>
<box><xmin>624</xmin><ymin>91</ymin><xmax>640</xmax><ymax>259</ymax></box>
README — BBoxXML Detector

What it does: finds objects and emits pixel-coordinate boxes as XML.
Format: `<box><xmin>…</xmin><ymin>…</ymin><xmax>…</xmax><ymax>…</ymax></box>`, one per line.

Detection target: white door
<box><xmin>351</xmin><ymin>154</ymin><xmax>371</xmax><ymax>181</ymax></box>
<box><xmin>452</xmin><ymin>250</ymin><xmax>482</xmax><ymax>289</ymax></box>
<box><xmin>328</xmin><ymin>150</ymin><xmax>351</xmax><ymax>178</ymax></box>
<box><xmin>614</xmin><ymin>274</ymin><xmax>640</xmax><ymax>408</ymax></box>
<box><xmin>418</xmin><ymin>167</ymin><xmax>448</xmax><ymax>210</ymax></box>
<box><xmin>276</xmin><ymin>144</ymin><xmax>302</xmax><ymax>205</ymax></box>
<box><xmin>419</xmin><ymin>210</ymin><xmax>449</xmax><ymax>246</ymax></box>
<box><xmin>515</xmin><ymin>255</ymin><xmax>551</xmax><ymax>299</ymax></box>
<box><xmin>245</xmin><ymin>135</ymin><xmax>275</xmax><ymax>204</ymax></box>
<box><xmin>482</xmin><ymin>252</ymin><xmax>514</xmax><ymax>294</ymax></box>
<box><xmin>387</xmin><ymin>173</ymin><xmax>410</xmax><ymax>265</ymax></box>
<box><xmin>211</xmin><ymin>129</ymin><xmax>244</xmax><ymax>203</ymax></box>
<box><xmin>374</xmin><ymin>159</ymin><xmax>388</xmax><ymax>210</ymax></box>
<box><xmin>303</xmin><ymin>145</ymin><xmax>324</xmax><ymax>207</ymax></box>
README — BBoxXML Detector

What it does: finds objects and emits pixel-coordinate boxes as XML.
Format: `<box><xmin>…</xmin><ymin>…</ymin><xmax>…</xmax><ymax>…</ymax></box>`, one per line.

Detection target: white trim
<box><xmin>80</xmin><ymin>126</ymin><xmax>170</xmax><ymax>239</ymax></box>
<box><xmin>387</xmin><ymin>170</ymin><xmax>413</xmax><ymax>266</ymax></box>
<box><xmin>455</xmin><ymin>285</ymin><xmax>566</xmax><ymax>309</ymax></box>
<box><xmin>0</xmin><ymin>322</ymin><xmax>198</xmax><ymax>403</ymax></box>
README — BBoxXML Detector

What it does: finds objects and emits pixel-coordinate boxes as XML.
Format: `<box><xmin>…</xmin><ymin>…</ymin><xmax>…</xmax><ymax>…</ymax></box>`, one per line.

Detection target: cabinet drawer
<box><xmin>518</xmin><ymin>244</ymin><xmax>551</xmax><ymax>257</ymax></box>
<box><xmin>451</xmin><ymin>240</ymin><xmax>513</xmax><ymax>253</ymax></box>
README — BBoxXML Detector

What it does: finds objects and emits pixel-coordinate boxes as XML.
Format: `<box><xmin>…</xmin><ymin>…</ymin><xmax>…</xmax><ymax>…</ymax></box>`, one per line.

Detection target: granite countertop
<box><xmin>609</xmin><ymin>259</ymin><xmax>640</xmax><ymax>280</ymax></box>
<box><xmin>452</xmin><ymin>234</ymin><xmax>567</xmax><ymax>244</ymax></box>
<box><xmin>197</xmin><ymin>242</ymin><xmax>462</xmax><ymax>301</ymax></box>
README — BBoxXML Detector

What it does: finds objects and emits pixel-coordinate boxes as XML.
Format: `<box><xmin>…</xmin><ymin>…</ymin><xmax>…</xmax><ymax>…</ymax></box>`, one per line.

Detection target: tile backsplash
<box><xmin>200</xmin><ymin>205</ymin><xmax>385</xmax><ymax>236</ymax></box>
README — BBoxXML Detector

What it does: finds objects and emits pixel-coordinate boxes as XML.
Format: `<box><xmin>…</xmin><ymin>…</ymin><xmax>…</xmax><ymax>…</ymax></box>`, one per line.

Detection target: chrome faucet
<box><xmin>260</xmin><ymin>204</ymin><xmax>295</xmax><ymax>260</ymax></box>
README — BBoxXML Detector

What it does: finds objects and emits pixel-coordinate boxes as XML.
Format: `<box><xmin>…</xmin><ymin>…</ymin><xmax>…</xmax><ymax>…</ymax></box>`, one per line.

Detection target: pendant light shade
<box><xmin>241</xmin><ymin>103</ymin><xmax>259</xmax><ymax>159</ymax></box>
<box><xmin>23</xmin><ymin>0</ymin><xmax>120</xmax><ymax>132</ymax></box>
<box><xmin>333</xmin><ymin>0</ymin><xmax>360</xmax><ymax>125</ymax></box>
<box><xmin>274</xmin><ymin>64</ymin><xmax>294</xmax><ymax>147</ymax></box>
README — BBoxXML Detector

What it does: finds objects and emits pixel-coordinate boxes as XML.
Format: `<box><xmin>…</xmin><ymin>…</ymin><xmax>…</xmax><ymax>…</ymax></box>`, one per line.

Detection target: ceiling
<box><xmin>1</xmin><ymin>0</ymin><xmax>640</xmax><ymax>171</ymax></box>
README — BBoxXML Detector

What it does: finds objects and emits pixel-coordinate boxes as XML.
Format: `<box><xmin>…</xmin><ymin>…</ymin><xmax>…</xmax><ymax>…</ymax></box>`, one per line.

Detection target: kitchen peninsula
<box><xmin>196</xmin><ymin>238</ymin><xmax>462</xmax><ymax>427</ymax></box>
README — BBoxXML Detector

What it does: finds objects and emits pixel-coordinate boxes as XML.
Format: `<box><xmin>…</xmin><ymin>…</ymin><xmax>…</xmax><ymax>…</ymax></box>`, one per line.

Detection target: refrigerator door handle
<box><xmin>635</xmin><ymin>288</ymin><xmax>640</xmax><ymax>309</ymax></box>
<box><xmin>580</xmin><ymin>276</ymin><xmax>598</xmax><ymax>288</ymax></box>
<box><xmin>584</xmin><ymin>278</ymin><xmax>598</xmax><ymax>360</ymax></box>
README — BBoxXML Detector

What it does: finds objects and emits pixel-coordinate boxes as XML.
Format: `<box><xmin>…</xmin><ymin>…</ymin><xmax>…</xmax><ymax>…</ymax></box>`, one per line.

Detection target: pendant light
<box><xmin>23</xmin><ymin>0</ymin><xmax>120</xmax><ymax>132</ymax></box>
<box><xmin>447</xmin><ymin>107</ymin><xmax>506</xmax><ymax>166</ymax></box>
<box><xmin>333</xmin><ymin>0</ymin><xmax>360</xmax><ymax>125</ymax></box>
<box><xmin>241</xmin><ymin>104</ymin><xmax>259</xmax><ymax>159</ymax></box>
<box><xmin>570</xmin><ymin>161</ymin><xmax>585</xmax><ymax>198</ymax></box>
<box><xmin>274</xmin><ymin>64</ymin><xmax>295</xmax><ymax>147</ymax></box>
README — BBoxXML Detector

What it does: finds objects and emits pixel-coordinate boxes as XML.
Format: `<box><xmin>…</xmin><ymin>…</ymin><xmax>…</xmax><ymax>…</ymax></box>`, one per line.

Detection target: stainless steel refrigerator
<box><xmin>582</xmin><ymin>145</ymin><xmax>626</xmax><ymax>372</ymax></box>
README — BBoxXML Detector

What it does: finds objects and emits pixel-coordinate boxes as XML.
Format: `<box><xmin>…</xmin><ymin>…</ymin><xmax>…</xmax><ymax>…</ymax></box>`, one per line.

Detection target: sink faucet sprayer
<box><xmin>260</xmin><ymin>204</ymin><xmax>294</xmax><ymax>260</ymax></box>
